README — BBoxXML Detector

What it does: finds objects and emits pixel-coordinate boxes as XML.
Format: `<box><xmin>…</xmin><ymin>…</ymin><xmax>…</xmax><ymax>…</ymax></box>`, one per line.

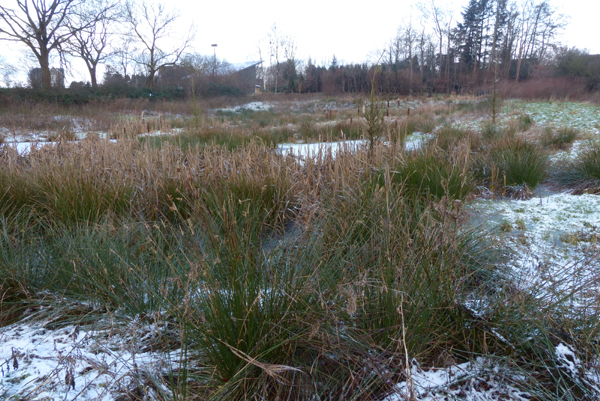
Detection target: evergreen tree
<box><xmin>329</xmin><ymin>55</ymin><xmax>338</xmax><ymax>72</ymax></box>
<box><xmin>457</xmin><ymin>0</ymin><xmax>494</xmax><ymax>73</ymax></box>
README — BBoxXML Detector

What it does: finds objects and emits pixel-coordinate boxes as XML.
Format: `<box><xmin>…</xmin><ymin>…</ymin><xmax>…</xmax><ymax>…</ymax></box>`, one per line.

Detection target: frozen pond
<box><xmin>276</xmin><ymin>133</ymin><xmax>432</xmax><ymax>159</ymax></box>
<box><xmin>1</xmin><ymin>139</ymin><xmax>117</xmax><ymax>156</ymax></box>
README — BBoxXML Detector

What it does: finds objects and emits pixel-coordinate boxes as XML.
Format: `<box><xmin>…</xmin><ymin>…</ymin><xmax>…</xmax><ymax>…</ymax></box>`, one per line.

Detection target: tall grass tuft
<box><xmin>186</xmin><ymin>200</ymin><xmax>319</xmax><ymax>399</ymax></box>
<box><xmin>478</xmin><ymin>136</ymin><xmax>547</xmax><ymax>192</ymax></box>
<box><xmin>482</xmin><ymin>123</ymin><xmax>504</xmax><ymax>142</ymax></box>
<box><xmin>555</xmin><ymin>140</ymin><xmax>600</xmax><ymax>192</ymax></box>
<box><xmin>434</xmin><ymin>126</ymin><xmax>479</xmax><ymax>151</ymax></box>
<box><xmin>1</xmin><ymin>100</ymin><xmax>598</xmax><ymax>399</ymax></box>
<box><xmin>387</xmin><ymin>141</ymin><xmax>474</xmax><ymax>201</ymax></box>
<box><xmin>519</xmin><ymin>113</ymin><xmax>533</xmax><ymax>131</ymax></box>
<box><xmin>540</xmin><ymin>126</ymin><xmax>578</xmax><ymax>150</ymax></box>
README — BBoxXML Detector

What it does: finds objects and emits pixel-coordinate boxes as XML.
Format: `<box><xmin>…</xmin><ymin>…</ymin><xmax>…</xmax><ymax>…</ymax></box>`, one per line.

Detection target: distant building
<box><xmin>157</xmin><ymin>65</ymin><xmax>195</xmax><ymax>88</ymax></box>
<box><xmin>230</xmin><ymin>61</ymin><xmax>263</xmax><ymax>93</ymax></box>
<box><xmin>28</xmin><ymin>67</ymin><xmax>65</xmax><ymax>89</ymax></box>
<box><xmin>157</xmin><ymin>61</ymin><xmax>263</xmax><ymax>94</ymax></box>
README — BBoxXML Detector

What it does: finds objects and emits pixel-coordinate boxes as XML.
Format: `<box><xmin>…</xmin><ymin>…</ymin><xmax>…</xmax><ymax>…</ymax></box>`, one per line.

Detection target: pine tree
<box><xmin>457</xmin><ymin>0</ymin><xmax>494</xmax><ymax>77</ymax></box>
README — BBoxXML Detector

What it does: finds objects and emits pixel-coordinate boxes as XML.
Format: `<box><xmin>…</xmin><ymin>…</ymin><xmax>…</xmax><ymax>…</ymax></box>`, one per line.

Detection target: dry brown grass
<box><xmin>0</xmin><ymin>132</ymin><xmax>418</xmax><ymax>227</ymax></box>
<box><xmin>2</xmin><ymin>95</ymin><xmax>599</xmax><ymax>400</ymax></box>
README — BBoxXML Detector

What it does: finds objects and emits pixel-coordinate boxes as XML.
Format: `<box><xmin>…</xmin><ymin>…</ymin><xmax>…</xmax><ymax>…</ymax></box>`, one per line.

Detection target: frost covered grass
<box><xmin>471</xmin><ymin>193</ymin><xmax>600</xmax><ymax>292</ymax></box>
<box><xmin>515</xmin><ymin>101</ymin><xmax>600</xmax><ymax>134</ymax></box>
<box><xmin>2</xmin><ymin>95</ymin><xmax>600</xmax><ymax>399</ymax></box>
<box><xmin>553</xmin><ymin>140</ymin><xmax>600</xmax><ymax>193</ymax></box>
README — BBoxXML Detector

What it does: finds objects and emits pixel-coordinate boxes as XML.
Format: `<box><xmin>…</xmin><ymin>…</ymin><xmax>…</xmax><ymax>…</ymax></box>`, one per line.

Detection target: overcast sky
<box><xmin>184</xmin><ymin>0</ymin><xmax>599</xmax><ymax>65</ymax></box>
<box><xmin>1</xmin><ymin>0</ymin><xmax>598</xmax><ymax>85</ymax></box>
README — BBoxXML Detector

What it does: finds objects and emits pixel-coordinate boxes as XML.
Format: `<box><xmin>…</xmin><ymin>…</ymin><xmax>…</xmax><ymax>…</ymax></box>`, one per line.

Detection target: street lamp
<box><xmin>211</xmin><ymin>44</ymin><xmax>217</xmax><ymax>76</ymax></box>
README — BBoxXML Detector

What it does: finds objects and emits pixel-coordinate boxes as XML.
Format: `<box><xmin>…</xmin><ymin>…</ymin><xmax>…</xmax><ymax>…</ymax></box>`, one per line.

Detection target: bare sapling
<box><xmin>364</xmin><ymin>54</ymin><xmax>386</xmax><ymax>154</ymax></box>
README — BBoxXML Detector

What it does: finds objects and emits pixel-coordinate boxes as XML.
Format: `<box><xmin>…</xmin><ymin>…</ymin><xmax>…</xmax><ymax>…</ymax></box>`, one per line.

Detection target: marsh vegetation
<box><xmin>2</xmin><ymin>94</ymin><xmax>600</xmax><ymax>400</ymax></box>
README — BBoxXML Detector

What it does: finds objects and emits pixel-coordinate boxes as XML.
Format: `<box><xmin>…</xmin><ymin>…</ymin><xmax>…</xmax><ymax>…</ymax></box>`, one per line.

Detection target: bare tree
<box><xmin>405</xmin><ymin>18</ymin><xmax>417</xmax><ymax>91</ymax></box>
<box><xmin>429</xmin><ymin>0</ymin><xmax>444</xmax><ymax>78</ymax></box>
<box><xmin>426</xmin><ymin>0</ymin><xmax>453</xmax><ymax>79</ymax></box>
<box><xmin>257</xmin><ymin>39</ymin><xmax>267</xmax><ymax>91</ymax></box>
<box><xmin>64</xmin><ymin>0</ymin><xmax>119</xmax><ymax>88</ymax></box>
<box><xmin>110</xmin><ymin>36</ymin><xmax>135</xmax><ymax>80</ymax></box>
<box><xmin>125</xmin><ymin>1</ymin><xmax>194</xmax><ymax>90</ymax></box>
<box><xmin>0</xmin><ymin>55</ymin><xmax>18</xmax><ymax>87</ymax></box>
<box><xmin>417</xmin><ymin>28</ymin><xmax>429</xmax><ymax>86</ymax></box>
<box><xmin>514</xmin><ymin>0</ymin><xmax>534</xmax><ymax>81</ymax></box>
<box><xmin>267</xmin><ymin>23</ymin><xmax>282</xmax><ymax>93</ymax></box>
<box><xmin>282</xmin><ymin>35</ymin><xmax>298</xmax><ymax>92</ymax></box>
<box><xmin>0</xmin><ymin>0</ymin><xmax>106</xmax><ymax>89</ymax></box>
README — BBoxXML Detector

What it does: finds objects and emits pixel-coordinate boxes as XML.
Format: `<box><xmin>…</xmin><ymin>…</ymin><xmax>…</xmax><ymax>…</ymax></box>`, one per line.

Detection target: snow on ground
<box><xmin>217</xmin><ymin>101</ymin><xmax>273</xmax><ymax>113</ymax></box>
<box><xmin>277</xmin><ymin>139</ymin><xmax>366</xmax><ymax>159</ymax></box>
<box><xmin>385</xmin><ymin>345</ymin><xmax>600</xmax><ymax>401</ymax></box>
<box><xmin>0</xmin><ymin>311</ymin><xmax>180</xmax><ymax>400</ymax></box>
<box><xmin>516</xmin><ymin>101</ymin><xmax>600</xmax><ymax>134</ymax></box>
<box><xmin>384</xmin><ymin>358</ymin><xmax>532</xmax><ymax>401</ymax></box>
<box><xmin>470</xmin><ymin>192</ymin><xmax>600</xmax><ymax>301</ymax></box>
<box><xmin>1</xmin><ymin>128</ymin><xmax>183</xmax><ymax>156</ymax></box>
<box><xmin>549</xmin><ymin>139</ymin><xmax>588</xmax><ymax>162</ymax></box>
<box><xmin>454</xmin><ymin>100</ymin><xmax>600</xmax><ymax>138</ymax></box>
<box><xmin>0</xmin><ymin>117</ymin><xmax>100</xmax><ymax>143</ymax></box>
<box><xmin>137</xmin><ymin>128</ymin><xmax>183</xmax><ymax>138</ymax></box>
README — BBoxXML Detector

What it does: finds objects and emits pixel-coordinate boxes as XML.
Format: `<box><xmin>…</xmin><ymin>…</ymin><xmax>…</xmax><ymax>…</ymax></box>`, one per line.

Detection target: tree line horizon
<box><xmin>1</xmin><ymin>0</ymin><xmax>598</xmax><ymax>99</ymax></box>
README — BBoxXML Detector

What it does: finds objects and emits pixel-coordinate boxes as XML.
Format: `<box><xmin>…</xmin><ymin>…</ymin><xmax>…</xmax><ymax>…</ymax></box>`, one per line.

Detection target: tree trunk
<box><xmin>446</xmin><ymin>32</ymin><xmax>452</xmax><ymax>93</ymax></box>
<box><xmin>39</xmin><ymin>50</ymin><xmax>52</xmax><ymax>90</ymax></box>
<box><xmin>148</xmin><ymin>69</ymin><xmax>155</xmax><ymax>90</ymax></box>
<box><xmin>89</xmin><ymin>66</ymin><xmax>98</xmax><ymax>89</ymax></box>
<box><xmin>84</xmin><ymin>59</ymin><xmax>98</xmax><ymax>89</ymax></box>
<box><xmin>488</xmin><ymin>0</ymin><xmax>501</xmax><ymax>77</ymax></box>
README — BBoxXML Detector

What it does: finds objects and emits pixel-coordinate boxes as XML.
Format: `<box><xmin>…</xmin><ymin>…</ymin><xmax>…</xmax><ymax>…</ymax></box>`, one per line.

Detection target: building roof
<box><xmin>230</xmin><ymin>61</ymin><xmax>263</xmax><ymax>71</ymax></box>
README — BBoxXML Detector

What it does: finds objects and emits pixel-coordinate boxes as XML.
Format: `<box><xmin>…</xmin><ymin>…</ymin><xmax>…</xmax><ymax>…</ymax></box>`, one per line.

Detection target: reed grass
<box><xmin>1</xmin><ymin>97</ymin><xmax>598</xmax><ymax>400</ymax></box>
<box><xmin>386</xmin><ymin>140</ymin><xmax>474</xmax><ymax>201</ymax></box>
<box><xmin>477</xmin><ymin>136</ymin><xmax>548</xmax><ymax>193</ymax></box>
<box><xmin>433</xmin><ymin>126</ymin><xmax>479</xmax><ymax>151</ymax></box>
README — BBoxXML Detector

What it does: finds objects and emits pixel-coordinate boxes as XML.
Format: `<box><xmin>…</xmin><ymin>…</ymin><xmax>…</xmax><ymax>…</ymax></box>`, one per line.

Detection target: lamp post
<box><xmin>211</xmin><ymin>44</ymin><xmax>217</xmax><ymax>76</ymax></box>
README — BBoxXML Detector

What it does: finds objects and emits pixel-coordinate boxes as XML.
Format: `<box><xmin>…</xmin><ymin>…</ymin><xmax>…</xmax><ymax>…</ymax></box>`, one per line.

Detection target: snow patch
<box><xmin>218</xmin><ymin>101</ymin><xmax>273</xmax><ymax>112</ymax></box>
<box><xmin>0</xmin><ymin>314</ymin><xmax>180</xmax><ymax>400</ymax></box>
<box><xmin>384</xmin><ymin>359</ymin><xmax>532</xmax><ymax>401</ymax></box>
